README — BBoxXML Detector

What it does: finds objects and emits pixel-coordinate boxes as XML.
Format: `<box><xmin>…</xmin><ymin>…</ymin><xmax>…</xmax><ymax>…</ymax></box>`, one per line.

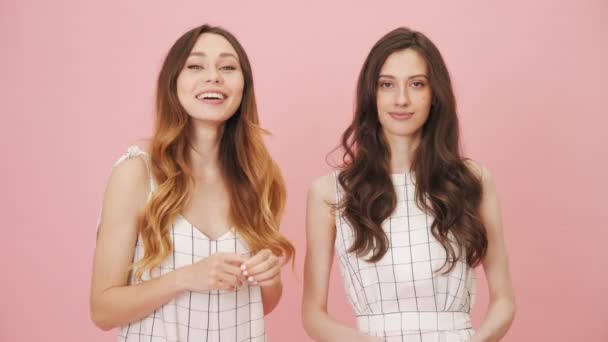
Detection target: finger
<box><xmin>242</xmin><ymin>249</ymin><xmax>271</xmax><ymax>269</ymax></box>
<box><xmin>217</xmin><ymin>279</ymin><xmax>238</xmax><ymax>291</ymax></box>
<box><xmin>208</xmin><ymin>276</ymin><xmax>235</xmax><ymax>291</ymax></box>
<box><xmin>255</xmin><ymin>272</ymin><xmax>281</xmax><ymax>287</ymax></box>
<box><xmin>217</xmin><ymin>272</ymin><xmax>239</xmax><ymax>287</ymax></box>
<box><xmin>247</xmin><ymin>255</ymin><xmax>279</xmax><ymax>277</ymax></box>
<box><xmin>256</xmin><ymin>278</ymin><xmax>279</xmax><ymax>287</ymax></box>
<box><xmin>224</xmin><ymin>276</ymin><xmax>244</xmax><ymax>289</ymax></box>
<box><xmin>222</xmin><ymin>263</ymin><xmax>245</xmax><ymax>277</ymax></box>
<box><xmin>221</xmin><ymin>253</ymin><xmax>248</xmax><ymax>267</ymax></box>
<box><xmin>223</xmin><ymin>264</ymin><xmax>248</xmax><ymax>284</ymax></box>
<box><xmin>249</xmin><ymin>265</ymin><xmax>280</xmax><ymax>283</ymax></box>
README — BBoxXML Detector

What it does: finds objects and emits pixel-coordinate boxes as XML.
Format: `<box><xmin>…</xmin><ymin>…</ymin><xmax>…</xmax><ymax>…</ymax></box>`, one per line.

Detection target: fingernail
<box><xmin>240</xmin><ymin>264</ymin><xmax>246</xmax><ymax>270</ymax></box>
<box><xmin>243</xmin><ymin>270</ymin><xmax>248</xmax><ymax>276</ymax></box>
<box><xmin>248</xmin><ymin>276</ymin><xmax>254</xmax><ymax>282</ymax></box>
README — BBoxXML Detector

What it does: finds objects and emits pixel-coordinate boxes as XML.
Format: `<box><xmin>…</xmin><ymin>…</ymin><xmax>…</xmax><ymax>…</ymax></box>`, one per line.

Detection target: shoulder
<box><xmin>308</xmin><ymin>171</ymin><xmax>339</xmax><ymax>207</ymax></box>
<box><xmin>105</xmin><ymin>145</ymin><xmax>152</xmax><ymax>206</ymax></box>
<box><xmin>112</xmin><ymin>145</ymin><xmax>149</xmax><ymax>179</ymax></box>
<box><xmin>306</xmin><ymin>171</ymin><xmax>338</xmax><ymax>235</ymax></box>
<box><xmin>96</xmin><ymin>146</ymin><xmax>152</xmax><ymax>242</ymax></box>
<box><xmin>464</xmin><ymin>159</ymin><xmax>494</xmax><ymax>189</ymax></box>
<box><xmin>464</xmin><ymin>160</ymin><xmax>502</xmax><ymax>227</ymax></box>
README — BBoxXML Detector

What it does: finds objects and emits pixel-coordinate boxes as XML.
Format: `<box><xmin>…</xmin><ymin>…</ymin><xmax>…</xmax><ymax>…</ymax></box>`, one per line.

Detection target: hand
<box><xmin>178</xmin><ymin>252</ymin><xmax>247</xmax><ymax>292</ymax></box>
<box><xmin>358</xmin><ymin>335</ymin><xmax>382</xmax><ymax>342</ymax></box>
<box><xmin>241</xmin><ymin>249</ymin><xmax>281</xmax><ymax>287</ymax></box>
<box><xmin>468</xmin><ymin>336</ymin><xmax>485</xmax><ymax>342</ymax></box>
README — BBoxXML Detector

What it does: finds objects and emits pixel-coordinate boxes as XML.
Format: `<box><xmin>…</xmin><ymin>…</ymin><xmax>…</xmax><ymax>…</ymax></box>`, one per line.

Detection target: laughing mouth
<box><xmin>196</xmin><ymin>91</ymin><xmax>227</xmax><ymax>100</ymax></box>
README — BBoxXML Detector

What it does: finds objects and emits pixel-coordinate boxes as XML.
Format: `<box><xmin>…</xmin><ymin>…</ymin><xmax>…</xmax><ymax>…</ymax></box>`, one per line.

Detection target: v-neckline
<box><xmin>177</xmin><ymin>214</ymin><xmax>234</xmax><ymax>241</ymax></box>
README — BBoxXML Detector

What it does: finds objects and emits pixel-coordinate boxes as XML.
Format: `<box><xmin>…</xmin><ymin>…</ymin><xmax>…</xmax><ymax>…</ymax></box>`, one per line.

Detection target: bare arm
<box><xmin>301</xmin><ymin>174</ymin><xmax>379</xmax><ymax>342</ymax></box>
<box><xmin>260</xmin><ymin>281</ymin><xmax>283</xmax><ymax>315</ymax></box>
<box><xmin>470</xmin><ymin>165</ymin><xmax>516</xmax><ymax>342</ymax></box>
<box><xmin>89</xmin><ymin>157</ymin><xmax>245</xmax><ymax>330</ymax></box>
<box><xmin>90</xmin><ymin>157</ymin><xmax>187</xmax><ymax>330</ymax></box>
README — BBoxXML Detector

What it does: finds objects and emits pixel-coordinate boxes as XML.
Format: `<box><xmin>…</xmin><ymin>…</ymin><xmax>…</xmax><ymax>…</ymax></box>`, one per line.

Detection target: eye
<box><xmin>187</xmin><ymin>64</ymin><xmax>204</xmax><ymax>70</ymax></box>
<box><xmin>379</xmin><ymin>81</ymin><xmax>393</xmax><ymax>88</ymax></box>
<box><xmin>410</xmin><ymin>80</ymin><xmax>426</xmax><ymax>88</ymax></box>
<box><xmin>220</xmin><ymin>65</ymin><xmax>237</xmax><ymax>71</ymax></box>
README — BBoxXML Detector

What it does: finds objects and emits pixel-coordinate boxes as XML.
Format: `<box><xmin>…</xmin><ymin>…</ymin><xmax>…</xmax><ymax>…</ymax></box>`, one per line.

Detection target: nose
<box><xmin>204</xmin><ymin>67</ymin><xmax>222</xmax><ymax>84</ymax></box>
<box><xmin>396</xmin><ymin>85</ymin><xmax>410</xmax><ymax>106</ymax></box>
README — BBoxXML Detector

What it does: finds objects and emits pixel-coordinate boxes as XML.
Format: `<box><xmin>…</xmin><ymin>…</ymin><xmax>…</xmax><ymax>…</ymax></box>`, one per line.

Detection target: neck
<box><xmin>189</xmin><ymin>119</ymin><xmax>224</xmax><ymax>181</ymax></box>
<box><xmin>384</xmin><ymin>130</ymin><xmax>421</xmax><ymax>173</ymax></box>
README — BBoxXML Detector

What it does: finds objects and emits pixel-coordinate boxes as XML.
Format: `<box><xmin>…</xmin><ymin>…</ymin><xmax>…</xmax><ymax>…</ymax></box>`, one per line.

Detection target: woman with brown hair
<box><xmin>90</xmin><ymin>24</ymin><xmax>294</xmax><ymax>341</ymax></box>
<box><xmin>302</xmin><ymin>28</ymin><xmax>515</xmax><ymax>341</ymax></box>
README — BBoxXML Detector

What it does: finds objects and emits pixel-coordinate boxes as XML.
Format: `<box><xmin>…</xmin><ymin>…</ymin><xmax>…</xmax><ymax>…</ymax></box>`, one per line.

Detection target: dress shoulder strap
<box><xmin>113</xmin><ymin>145</ymin><xmax>156</xmax><ymax>196</ymax></box>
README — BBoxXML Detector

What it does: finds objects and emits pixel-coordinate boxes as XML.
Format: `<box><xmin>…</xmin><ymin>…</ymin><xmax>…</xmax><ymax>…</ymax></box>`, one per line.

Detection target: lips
<box><xmin>195</xmin><ymin>91</ymin><xmax>227</xmax><ymax>100</ymax></box>
<box><xmin>388</xmin><ymin>112</ymin><xmax>414</xmax><ymax>120</ymax></box>
<box><xmin>195</xmin><ymin>90</ymin><xmax>227</xmax><ymax>105</ymax></box>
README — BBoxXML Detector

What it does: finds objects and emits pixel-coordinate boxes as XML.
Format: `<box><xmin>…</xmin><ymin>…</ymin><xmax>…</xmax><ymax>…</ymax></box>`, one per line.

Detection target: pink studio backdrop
<box><xmin>1</xmin><ymin>0</ymin><xmax>606</xmax><ymax>341</ymax></box>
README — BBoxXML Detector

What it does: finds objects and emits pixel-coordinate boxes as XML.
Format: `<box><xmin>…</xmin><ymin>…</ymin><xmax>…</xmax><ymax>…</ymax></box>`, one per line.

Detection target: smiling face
<box><xmin>176</xmin><ymin>33</ymin><xmax>245</xmax><ymax>124</ymax></box>
<box><xmin>376</xmin><ymin>48</ymin><xmax>433</xmax><ymax>139</ymax></box>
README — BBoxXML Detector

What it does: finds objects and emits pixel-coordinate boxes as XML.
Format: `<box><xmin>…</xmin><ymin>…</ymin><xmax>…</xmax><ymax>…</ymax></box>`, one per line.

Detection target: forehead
<box><xmin>189</xmin><ymin>33</ymin><xmax>239</xmax><ymax>59</ymax></box>
<box><xmin>379</xmin><ymin>48</ymin><xmax>428</xmax><ymax>77</ymax></box>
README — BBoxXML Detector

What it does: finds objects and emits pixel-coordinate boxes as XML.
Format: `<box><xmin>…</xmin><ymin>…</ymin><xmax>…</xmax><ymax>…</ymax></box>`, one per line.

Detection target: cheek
<box><xmin>176</xmin><ymin>74</ymin><xmax>194</xmax><ymax>97</ymax></box>
<box><xmin>422</xmin><ymin>96</ymin><xmax>431</xmax><ymax>107</ymax></box>
<box><xmin>230</xmin><ymin>83</ymin><xmax>245</xmax><ymax>105</ymax></box>
<box><xmin>413</xmin><ymin>92</ymin><xmax>432</xmax><ymax>113</ymax></box>
<box><xmin>234</xmin><ymin>83</ymin><xmax>245</xmax><ymax>99</ymax></box>
<box><xmin>175</xmin><ymin>80</ymin><xmax>188</xmax><ymax>106</ymax></box>
<box><xmin>415</xmin><ymin>98</ymin><xmax>432</xmax><ymax>126</ymax></box>
<box><xmin>376</xmin><ymin>93</ymin><xmax>391</xmax><ymax>112</ymax></box>
<box><xmin>225</xmin><ymin>74</ymin><xmax>244</xmax><ymax>94</ymax></box>
<box><xmin>419</xmin><ymin>89</ymin><xmax>433</xmax><ymax>107</ymax></box>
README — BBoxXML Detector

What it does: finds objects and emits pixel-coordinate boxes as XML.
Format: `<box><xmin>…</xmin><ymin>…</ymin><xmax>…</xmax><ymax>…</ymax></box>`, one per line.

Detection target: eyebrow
<box><xmin>378</xmin><ymin>74</ymin><xmax>429</xmax><ymax>80</ymax></box>
<box><xmin>188</xmin><ymin>51</ymin><xmax>239</xmax><ymax>60</ymax></box>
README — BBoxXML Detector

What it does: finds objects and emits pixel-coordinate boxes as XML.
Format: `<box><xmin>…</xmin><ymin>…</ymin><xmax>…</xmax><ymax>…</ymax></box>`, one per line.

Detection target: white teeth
<box><xmin>197</xmin><ymin>92</ymin><xmax>225</xmax><ymax>100</ymax></box>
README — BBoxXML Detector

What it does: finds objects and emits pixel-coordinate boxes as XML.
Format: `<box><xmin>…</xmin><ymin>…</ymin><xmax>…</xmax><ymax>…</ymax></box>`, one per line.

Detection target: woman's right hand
<box><xmin>177</xmin><ymin>253</ymin><xmax>247</xmax><ymax>292</ymax></box>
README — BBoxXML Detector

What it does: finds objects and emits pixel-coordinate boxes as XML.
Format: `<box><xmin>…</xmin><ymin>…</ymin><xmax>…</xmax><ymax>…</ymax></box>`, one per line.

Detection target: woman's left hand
<box><xmin>241</xmin><ymin>249</ymin><xmax>281</xmax><ymax>287</ymax></box>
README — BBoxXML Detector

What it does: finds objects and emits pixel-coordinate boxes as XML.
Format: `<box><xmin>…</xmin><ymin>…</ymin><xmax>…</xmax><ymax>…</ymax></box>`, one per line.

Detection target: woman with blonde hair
<box><xmin>90</xmin><ymin>24</ymin><xmax>294</xmax><ymax>342</ymax></box>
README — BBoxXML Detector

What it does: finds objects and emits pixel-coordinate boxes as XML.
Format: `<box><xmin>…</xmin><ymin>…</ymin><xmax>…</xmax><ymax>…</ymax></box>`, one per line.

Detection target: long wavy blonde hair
<box><xmin>133</xmin><ymin>24</ymin><xmax>294</xmax><ymax>280</ymax></box>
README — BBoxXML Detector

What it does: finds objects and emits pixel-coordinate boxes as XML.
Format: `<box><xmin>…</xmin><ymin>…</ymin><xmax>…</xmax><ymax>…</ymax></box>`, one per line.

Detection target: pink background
<box><xmin>1</xmin><ymin>0</ymin><xmax>607</xmax><ymax>341</ymax></box>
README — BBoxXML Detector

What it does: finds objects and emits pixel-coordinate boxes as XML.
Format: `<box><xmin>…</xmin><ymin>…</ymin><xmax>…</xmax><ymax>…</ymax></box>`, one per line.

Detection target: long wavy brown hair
<box><xmin>134</xmin><ymin>24</ymin><xmax>294</xmax><ymax>280</ymax></box>
<box><xmin>336</xmin><ymin>27</ymin><xmax>487</xmax><ymax>273</ymax></box>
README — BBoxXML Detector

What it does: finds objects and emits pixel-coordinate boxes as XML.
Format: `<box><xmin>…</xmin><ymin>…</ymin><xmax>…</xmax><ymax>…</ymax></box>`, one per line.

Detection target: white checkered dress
<box><xmin>334</xmin><ymin>172</ymin><xmax>476</xmax><ymax>342</ymax></box>
<box><xmin>114</xmin><ymin>146</ymin><xmax>265</xmax><ymax>342</ymax></box>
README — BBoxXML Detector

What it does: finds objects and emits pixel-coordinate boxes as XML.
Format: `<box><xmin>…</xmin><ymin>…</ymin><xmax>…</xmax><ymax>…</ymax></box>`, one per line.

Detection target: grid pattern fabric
<box><xmin>334</xmin><ymin>172</ymin><xmax>476</xmax><ymax>342</ymax></box>
<box><xmin>113</xmin><ymin>146</ymin><xmax>265</xmax><ymax>342</ymax></box>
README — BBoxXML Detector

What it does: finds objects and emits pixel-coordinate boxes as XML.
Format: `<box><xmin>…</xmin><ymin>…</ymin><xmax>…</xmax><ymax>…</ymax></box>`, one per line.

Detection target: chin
<box><xmin>384</xmin><ymin>126</ymin><xmax>422</xmax><ymax>138</ymax></box>
<box><xmin>196</xmin><ymin>107</ymin><xmax>237</xmax><ymax>119</ymax></box>
<box><xmin>190</xmin><ymin>113</ymin><xmax>233</xmax><ymax>124</ymax></box>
